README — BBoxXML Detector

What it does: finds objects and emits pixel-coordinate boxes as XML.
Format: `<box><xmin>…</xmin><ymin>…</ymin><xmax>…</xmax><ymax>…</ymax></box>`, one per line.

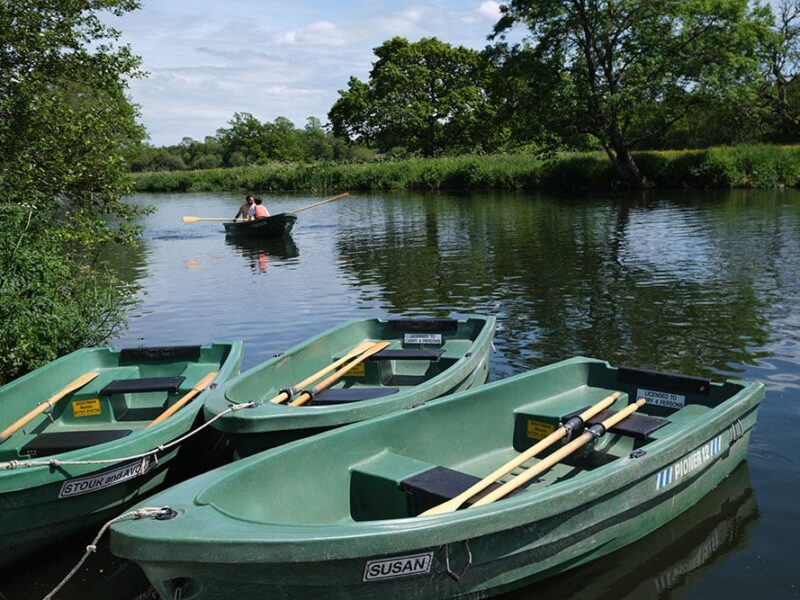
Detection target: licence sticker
<box><xmin>404</xmin><ymin>333</ymin><xmax>442</xmax><ymax>345</ymax></box>
<box><xmin>71</xmin><ymin>399</ymin><xmax>102</xmax><ymax>418</ymax></box>
<box><xmin>363</xmin><ymin>552</ymin><xmax>433</xmax><ymax>581</ymax></box>
<box><xmin>347</xmin><ymin>362</ymin><xmax>366</xmax><ymax>377</ymax></box>
<box><xmin>637</xmin><ymin>388</ymin><xmax>685</xmax><ymax>409</ymax></box>
<box><xmin>527</xmin><ymin>419</ymin><xmax>556</xmax><ymax>440</ymax></box>
<box><xmin>59</xmin><ymin>458</ymin><xmax>153</xmax><ymax>498</ymax></box>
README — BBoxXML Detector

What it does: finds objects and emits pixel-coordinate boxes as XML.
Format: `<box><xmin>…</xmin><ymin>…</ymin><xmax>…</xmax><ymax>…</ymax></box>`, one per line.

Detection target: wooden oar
<box><xmin>288</xmin><ymin>192</ymin><xmax>349</xmax><ymax>214</ymax></box>
<box><xmin>469</xmin><ymin>399</ymin><xmax>646</xmax><ymax>509</ymax></box>
<box><xmin>0</xmin><ymin>372</ymin><xmax>99</xmax><ymax>443</ymax></box>
<box><xmin>181</xmin><ymin>216</ymin><xmax>234</xmax><ymax>223</ymax></box>
<box><xmin>289</xmin><ymin>340</ymin><xmax>390</xmax><ymax>407</ymax></box>
<box><xmin>421</xmin><ymin>392</ymin><xmax>621</xmax><ymax>516</ymax></box>
<box><xmin>146</xmin><ymin>371</ymin><xmax>218</xmax><ymax>428</ymax></box>
<box><xmin>269</xmin><ymin>341</ymin><xmax>374</xmax><ymax>404</ymax></box>
<box><xmin>181</xmin><ymin>193</ymin><xmax>349</xmax><ymax>223</ymax></box>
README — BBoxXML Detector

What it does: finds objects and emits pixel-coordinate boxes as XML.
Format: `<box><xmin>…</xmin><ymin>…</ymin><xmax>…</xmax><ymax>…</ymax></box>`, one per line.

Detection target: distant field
<box><xmin>131</xmin><ymin>145</ymin><xmax>800</xmax><ymax>193</ymax></box>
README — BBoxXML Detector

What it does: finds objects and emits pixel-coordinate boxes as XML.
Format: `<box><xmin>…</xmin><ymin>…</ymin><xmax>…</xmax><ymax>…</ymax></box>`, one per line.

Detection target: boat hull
<box><xmin>0</xmin><ymin>342</ymin><xmax>243</xmax><ymax>566</ymax></box>
<box><xmin>205</xmin><ymin>316</ymin><xmax>495</xmax><ymax>457</ymax></box>
<box><xmin>112</xmin><ymin>357</ymin><xmax>763</xmax><ymax>599</ymax></box>
<box><xmin>223</xmin><ymin>213</ymin><xmax>297</xmax><ymax>237</ymax></box>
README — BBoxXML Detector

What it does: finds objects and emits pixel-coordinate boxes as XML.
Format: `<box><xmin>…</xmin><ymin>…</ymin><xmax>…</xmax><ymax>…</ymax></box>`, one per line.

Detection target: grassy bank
<box><xmin>131</xmin><ymin>145</ymin><xmax>800</xmax><ymax>193</ymax></box>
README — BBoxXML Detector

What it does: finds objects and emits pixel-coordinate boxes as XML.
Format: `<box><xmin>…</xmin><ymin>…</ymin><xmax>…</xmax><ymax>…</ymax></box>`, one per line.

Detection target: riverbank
<box><xmin>131</xmin><ymin>144</ymin><xmax>800</xmax><ymax>193</ymax></box>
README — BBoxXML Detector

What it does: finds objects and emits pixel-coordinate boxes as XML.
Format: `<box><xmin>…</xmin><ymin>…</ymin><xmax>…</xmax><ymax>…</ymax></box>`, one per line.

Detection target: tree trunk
<box><xmin>603</xmin><ymin>130</ymin><xmax>654</xmax><ymax>189</ymax></box>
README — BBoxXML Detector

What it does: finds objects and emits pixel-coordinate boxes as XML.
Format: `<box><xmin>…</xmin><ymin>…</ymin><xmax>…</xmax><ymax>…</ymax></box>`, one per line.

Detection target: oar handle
<box><xmin>0</xmin><ymin>372</ymin><xmax>99</xmax><ymax>443</ymax></box>
<box><xmin>420</xmin><ymin>392</ymin><xmax>621</xmax><ymax>516</ymax></box>
<box><xmin>290</xmin><ymin>340</ymin><xmax>390</xmax><ymax>407</ymax></box>
<box><xmin>471</xmin><ymin>399</ymin><xmax>646</xmax><ymax>508</ymax></box>
<box><xmin>146</xmin><ymin>371</ymin><xmax>218</xmax><ymax>428</ymax></box>
<box><xmin>289</xmin><ymin>193</ymin><xmax>349</xmax><ymax>214</ymax></box>
<box><xmin>182</xmin><ymin>217</ymin><xmax>235</xmax><ymax>223</ymax></box>
<box><xmin>269</xmin><ymin>341</ymin><xmax>374</xmax><ymax>404</ymax></box>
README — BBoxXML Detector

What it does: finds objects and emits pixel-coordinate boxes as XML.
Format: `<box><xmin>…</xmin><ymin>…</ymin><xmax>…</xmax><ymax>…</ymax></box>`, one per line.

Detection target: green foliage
<box><xmin>329</xmin><ymin>37</ymin><xmax>496</xmax><ymax>156</ymax></box>
<box><xmin>0</xmin><ymin>0</ymin><xmax>145</xmax><ymax>383</ymax></box>
<box><xmin>494</xmin><ymin>0</ymin><xmax>774</xmax><ymax>187</ymax></box>
<box><xmin>131</xmin><ymin>145</ymin><xmax>800</xmax><ymax>194</ymax></box>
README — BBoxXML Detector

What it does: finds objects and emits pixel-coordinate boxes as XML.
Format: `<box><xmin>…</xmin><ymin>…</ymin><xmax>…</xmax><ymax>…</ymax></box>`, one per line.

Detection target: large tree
<box><xmin>493</xmin><ymin>0</ymin><xmax>772</xmax><ymax>187</ymax></box>
<box><xmin>329</xmin><ymin>37</ymin><xmax>494</xmax><ymax>156</ymax></box>
<box><xmin>0</xmin><ymin>0</ymin><xmax>145</xmax><ymax>382</ymax></box>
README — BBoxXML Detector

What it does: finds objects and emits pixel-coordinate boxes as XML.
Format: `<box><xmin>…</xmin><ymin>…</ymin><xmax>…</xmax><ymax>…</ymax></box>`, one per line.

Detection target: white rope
<box><xmin>43</xmin><ymin>506</ymin><xmax>173</xmax><ymax>600</ymax></box>
<box><xmin>1</xmin><ymin>402</ymin><xmax>255</xmax><ymax>471</ymax></box>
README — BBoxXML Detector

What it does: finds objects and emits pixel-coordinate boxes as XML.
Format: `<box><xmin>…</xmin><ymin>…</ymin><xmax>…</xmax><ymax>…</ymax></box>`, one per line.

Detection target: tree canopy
<box><xmin>0</xmin><ymin>0</ymin><xmax>145</xmax><ymax>382</ymax></box>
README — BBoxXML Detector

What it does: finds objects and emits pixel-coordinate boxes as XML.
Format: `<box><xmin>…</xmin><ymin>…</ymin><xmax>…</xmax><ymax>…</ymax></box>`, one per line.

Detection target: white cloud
<box><xmin>477</xmin><ymin>1</ymin><xmax>501</xmax><ymax>21</ymax></box>
<box><xmin>274</xmin><ymin>20</ymin><xmax>352</xmax><ymax>47</ymax></box>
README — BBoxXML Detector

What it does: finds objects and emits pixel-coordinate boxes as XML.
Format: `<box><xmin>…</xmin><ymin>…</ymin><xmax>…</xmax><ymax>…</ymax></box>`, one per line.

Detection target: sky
<box><xmin>109</xmin><ymin>1</ymin><xmax>511</xmax><ymax>146</ymax></box>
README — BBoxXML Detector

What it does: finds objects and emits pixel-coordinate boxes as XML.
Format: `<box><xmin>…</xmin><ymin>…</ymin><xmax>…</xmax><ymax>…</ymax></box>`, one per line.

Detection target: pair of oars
<box><xmin>269</xmin><ymin>340</ymin><xmax>390</xmax><ymax>407</ymax></box>
<box><xmin>182</xmin><ymin>192</ymin><xmax>350</xmax><ymax>223</ymax></box>
<box><xmin>421</xmin><ymin>394</ymin><xmax>646</xmax><ymax>515</ymax></box>
<box><xmin>0</xmin><ymin>370</ymin><xmax>220</xmax><ymax>445</ymax></box>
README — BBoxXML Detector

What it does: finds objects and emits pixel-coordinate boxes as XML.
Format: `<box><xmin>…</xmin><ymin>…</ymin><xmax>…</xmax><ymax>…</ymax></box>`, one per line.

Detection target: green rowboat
<box><xmin>204</xmin><ymin>316</ymin><xmax>495</xmax><ymax>457</ymax></box>
<box><xmin>223</xmin><ymin>213</ymin><xmax>297</xmax><ymax>237</ymax></box>
<box><xmin>0</xmin><ymin>342</ymin><xmax>243</xmax><ymax>566</ymax></box>
<box><xmin>111</xmin><ymin>356</ymin><xmax>763</xmax><ymax>599</ymax></box>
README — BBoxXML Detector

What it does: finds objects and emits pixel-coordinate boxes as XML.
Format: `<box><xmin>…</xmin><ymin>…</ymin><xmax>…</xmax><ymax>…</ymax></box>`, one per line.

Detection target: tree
<box><xmin>763</xmin><ymin>0</ymin><xmax>800</xmax><ymax>138</ymax></box>
<box><xmin>0</xmin><ymin>0</ymin><xmax>145</xmax><ymax>382</ymax></box>
<box><xmin>329</xmin><ymin>37</ymin><xmax>494</xmax><ymax>156</ymax></box>
<box><xmin>493</xmin><ymin>0</ymin><xmax>773</xmax><ymax>187</ymax></box>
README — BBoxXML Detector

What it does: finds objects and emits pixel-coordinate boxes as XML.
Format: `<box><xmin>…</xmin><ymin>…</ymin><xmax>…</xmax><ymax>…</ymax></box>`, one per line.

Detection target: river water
<box><xmin>2</xmin><ymin>190</ymin><xmax>798</xmax><ymax>599</ymax></box>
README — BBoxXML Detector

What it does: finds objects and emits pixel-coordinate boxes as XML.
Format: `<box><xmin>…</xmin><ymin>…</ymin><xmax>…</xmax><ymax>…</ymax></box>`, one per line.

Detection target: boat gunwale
<box><xmin>112</xmin><ymin>357</ymin><xmax>764</xmax><ymax>563</ymax></box>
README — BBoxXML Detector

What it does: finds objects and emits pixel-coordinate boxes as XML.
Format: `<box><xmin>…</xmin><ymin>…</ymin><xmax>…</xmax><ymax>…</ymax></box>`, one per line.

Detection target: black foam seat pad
<box><xmin>100</xmin><ymin>376</ymin><xmax>185</xmax><ymax>396</ymax></box>
<box><xmin>311</xmin><ymin>387</ymin><xmax>400</xmax><ymax>405</ymax></box>
<box><xmin>563</xmin><ymin>405</ymin><xmax>670</xmax><ymax>440</ymax></box>
<box><xmin>387</xmin><ymin>319</ymin><xmax>458</xmax><ymax>332</ymax></box>
<box><xmin>21</xmin><ymin>430</ymin><xmax>133</xmax><ymax>457</ymax></box>
<box><xmin>369</xmin><ymin>349</ymin><xmax>444</xmax><ymax>361</ymax></box>
<box><xmin>401</xmin><ymin>466</ymin><xmax>522</xmax><ymax>514</ymax></box>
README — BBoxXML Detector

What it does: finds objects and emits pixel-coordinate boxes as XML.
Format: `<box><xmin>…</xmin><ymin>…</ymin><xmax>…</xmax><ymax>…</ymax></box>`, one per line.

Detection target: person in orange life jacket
<box><xmin>253</xmin><ymin>197</ymin><xmax>270</xmax><ymax>219</ymax></box>
<box><xmin>234</xmin><ymin>195</ymin><xmax>255</xmax><ymax>221</ymax></box>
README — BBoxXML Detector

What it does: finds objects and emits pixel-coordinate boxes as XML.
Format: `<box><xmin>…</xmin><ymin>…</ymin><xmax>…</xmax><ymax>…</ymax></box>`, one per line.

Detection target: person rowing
<box><xmin>233</xmin><ymin>195</ymin><xmax>255</xmax><ymax>221</ymax></box>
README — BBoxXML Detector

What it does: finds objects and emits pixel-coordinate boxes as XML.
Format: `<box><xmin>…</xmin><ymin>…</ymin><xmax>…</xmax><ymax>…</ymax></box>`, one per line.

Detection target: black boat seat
<box><xmin>100</xmin><ymin>376</ymin><xmax>185</xmax><ymax>396</ymax></box>
<box><xmin>310</xmin><ymin>387</ymin><xmax>400</xmax><ymax>405</ymax></box>
<box><xmin>120</xmin><ymin>345</ymin><xmax>201</xmax><ymax>363</ymax></box>
<box><xmin>369</xmin><ymin>349</ymin><xmax>444</xmax><ymax>361</ymax></box>
<box><xmin>400</xmin><ymin>466</ymin><xmax>522</xmax><ymax>514</ymax></box>
<box><xmin>20</xmin><ymin>430</ymin><xmax>133</xmax><ymax>458</ymax></box>
<box><xmin>387</xmin><ymin>319</ymin><xmax>458</xmax><ymax>332</ymax></box>
<box><xmin>562</xmin><ymin>406</ymin><xmax>670</xmax><ymax>441</ymax></box>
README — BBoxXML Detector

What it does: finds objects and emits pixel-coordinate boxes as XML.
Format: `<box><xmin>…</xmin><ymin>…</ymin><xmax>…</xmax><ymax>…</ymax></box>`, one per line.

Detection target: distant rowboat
<box><xmin>223</xmin><ymin>213</ymin><xmax>297</xmax><ymax>237</ymax></box>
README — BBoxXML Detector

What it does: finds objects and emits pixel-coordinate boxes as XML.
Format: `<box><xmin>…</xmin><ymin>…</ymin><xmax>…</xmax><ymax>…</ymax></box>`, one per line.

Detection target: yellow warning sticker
<box><xmin>527</xmin><ymin>419</ymin><xmax>556</xmax><ymax>440</ymax></box>
<box><xmin>347</xmin><ymin>363</ymin><xmax>366</xmax><ymax>377</ymax></box>
<box><xmin>72</xmin><ymin>399</ymin><xmax>101</xmax><ymax>418</ymax></box>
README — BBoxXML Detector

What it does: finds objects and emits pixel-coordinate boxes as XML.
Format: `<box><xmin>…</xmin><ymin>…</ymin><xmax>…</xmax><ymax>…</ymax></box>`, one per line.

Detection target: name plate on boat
<box><xmin>637</xmin><ymin>388</ymin><xmax>685</xmax><ymax>410</ymax></box>
<box><xmin>363</xmin><ymin>552</ymin><xmax>433</xmax><ymax>581</ymax></box>
<box><xmin>59</xmin><ymin>458</ymin><xmax>153</xmax><ymax>499</ymax></box>
<box><xmin>71</xmin><ymin>398</ymin><xmax>102</xmax><ymax>418</ymax></box>
<box><xmin>348</xmin><ymin>362</ymin><xmax>365</xmax><ymax>377</ymax></box>
<box><xmin>403</xmin><ymin>333</ymin><xmax>442</xmax><ymax>345</ymax></box>
<box><xmin>527</xmin><ymin>419</ymin><xmax>556</xmax><ymax>440</ymax></box>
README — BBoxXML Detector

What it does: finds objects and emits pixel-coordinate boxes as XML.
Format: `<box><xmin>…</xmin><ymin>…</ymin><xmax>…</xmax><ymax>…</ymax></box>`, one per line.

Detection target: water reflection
<box><xmin>498</xmin><ymin>462</ymin><xmax>758</xmax><ymax>599</ymax></box>
<box><xmin>224</xmin><ymin>235</ymin><xmax>300</xmax><ymax>273</ymax></box>
<box><xmin>334</xmin><ymin>191</ymin><xmax>800</xmax><ymax>381</ymax></box>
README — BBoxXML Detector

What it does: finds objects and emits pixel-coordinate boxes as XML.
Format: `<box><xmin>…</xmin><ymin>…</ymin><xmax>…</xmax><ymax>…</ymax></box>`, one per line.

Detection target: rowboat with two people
<box><xmin>204</xmin><ymin>315</ymin><xmax>496</xmax><ymax>457</ymax></box>
<box><xmin>182</xmin><ymin>192</ymin><xmax>350</xmax><ymax>238</ymax></box>
<box><xmin>0</xmin><ymin>342</ymin><xmax>243</xmax><ymax>565</ymax></box>
<box><xmin>111</xmin><ymin>356</ymin><xmax>763</xmax><ymax>599</ymax></box>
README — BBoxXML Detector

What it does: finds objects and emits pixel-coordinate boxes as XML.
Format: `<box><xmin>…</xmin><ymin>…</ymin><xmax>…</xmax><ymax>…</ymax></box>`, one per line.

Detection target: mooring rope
<box><xmin>43</xmin><ymin>506</ymin><xmax>174</xmax><ymax>600</ymax></box>
<box><xmin>1</xmin><ymin>402</ymin><xmax>255</xmax><ymax>471</ymax></box>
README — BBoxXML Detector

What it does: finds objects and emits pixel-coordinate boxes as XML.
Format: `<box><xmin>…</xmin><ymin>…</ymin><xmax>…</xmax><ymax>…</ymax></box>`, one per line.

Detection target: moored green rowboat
<box><xmin>223</xmin><ymin>213</ymin><xmax>297</xmax><ymax>237</ymax></box>
<box><xmin>204</xmin><ymin>315</ymin><xmax>495</xmax><ymax>457</ymax></box>
<box><xmin>111</xmin><ymin>356</ymin><xmax>763</xmax><ymax>599</ymax></box>
<box><xmin>0</xmin><ymin>342</ymin><xmax>242</xmax><ymax>566</ymax></box>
